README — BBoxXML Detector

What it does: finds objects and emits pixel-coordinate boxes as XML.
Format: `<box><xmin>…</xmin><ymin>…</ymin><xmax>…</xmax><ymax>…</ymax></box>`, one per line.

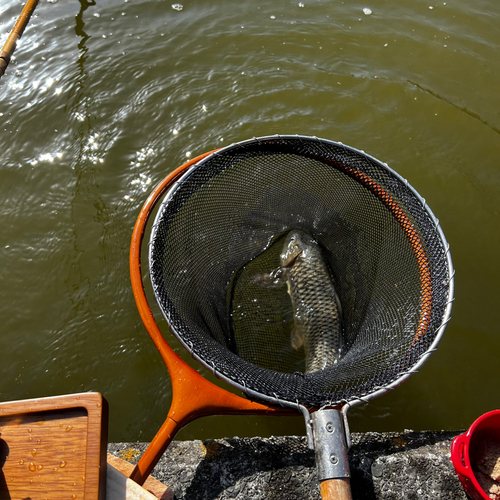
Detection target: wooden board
<box><xmin>0</xmin><ymin>393</ymin><xmax>108</xmax><ymax>500</ymax></box>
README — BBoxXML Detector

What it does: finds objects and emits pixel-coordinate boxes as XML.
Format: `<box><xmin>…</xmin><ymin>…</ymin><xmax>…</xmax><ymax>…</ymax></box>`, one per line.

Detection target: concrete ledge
<box><xmin>108</xmin><ymin>430</ymin><xmax>467</xmax><ymax>499</ymax></box>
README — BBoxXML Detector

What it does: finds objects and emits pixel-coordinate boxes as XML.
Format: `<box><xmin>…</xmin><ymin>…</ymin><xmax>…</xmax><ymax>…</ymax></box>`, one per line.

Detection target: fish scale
<box><xmin>281</xmin><ymin>230</ymin><xmax>343</xmax><ymax>373</ymax></box>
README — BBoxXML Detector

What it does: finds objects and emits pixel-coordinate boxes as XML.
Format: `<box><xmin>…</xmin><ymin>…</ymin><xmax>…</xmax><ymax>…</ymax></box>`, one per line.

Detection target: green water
<box><xmin>0</xmin><ymin>0</ymin><xmax>499</xmax><ymax>443</ymax></box>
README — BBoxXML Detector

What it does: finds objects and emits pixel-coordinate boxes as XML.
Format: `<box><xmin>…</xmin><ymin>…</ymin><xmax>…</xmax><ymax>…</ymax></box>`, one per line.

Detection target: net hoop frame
<box><xmin>129</xmin><ymin>150</ymin><xmax>299</xmax><ymax>485</ymax></box>
<box><xmin>148</xmin><ymin>134</ymin><xmax>454</xmax><ymax>412</ymax></box>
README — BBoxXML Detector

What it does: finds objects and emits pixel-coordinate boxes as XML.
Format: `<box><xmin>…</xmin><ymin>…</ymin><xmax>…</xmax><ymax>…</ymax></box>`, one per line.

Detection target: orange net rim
<box><xmin>130</xmin><ymin>151</ymin><xmax>216</xmax><ymax>364</ymax></box>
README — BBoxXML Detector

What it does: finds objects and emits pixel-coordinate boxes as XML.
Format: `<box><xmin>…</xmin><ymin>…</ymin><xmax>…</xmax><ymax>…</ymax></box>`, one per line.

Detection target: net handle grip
<box><xmin>321</xmin><ymin>479</ymin><xmax>353</xmax><ymax>500</ymax></box>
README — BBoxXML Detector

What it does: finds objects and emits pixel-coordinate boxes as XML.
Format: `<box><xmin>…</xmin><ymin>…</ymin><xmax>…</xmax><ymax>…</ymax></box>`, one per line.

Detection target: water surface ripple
<box><xmin>1</xmin><ymin>0</ymin><xmax>499</xmax><ymax>441</ymax></box>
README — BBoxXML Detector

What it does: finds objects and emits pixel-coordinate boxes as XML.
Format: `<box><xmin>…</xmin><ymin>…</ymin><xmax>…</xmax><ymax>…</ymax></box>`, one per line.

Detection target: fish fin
<box><xmin>291</xmin><ymin>327</ymin><xmax>304</xmax><ymax>350</ymax></box>
<box><xmin>251</xmin><ymin>267</ymin><xmax>287</xmax><ymax>288</ymax></box>
<box><xmin>334</xmin><ymin>290</ymin><xmax>343</xmax><ymax>318</ymax></box>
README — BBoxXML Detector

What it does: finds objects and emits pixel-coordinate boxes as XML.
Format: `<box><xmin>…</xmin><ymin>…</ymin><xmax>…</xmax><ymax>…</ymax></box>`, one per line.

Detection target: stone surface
<box><xmin>108</xmin><ymin>430</ymin><xmax>469</xmax><ymax>500</ymax></box>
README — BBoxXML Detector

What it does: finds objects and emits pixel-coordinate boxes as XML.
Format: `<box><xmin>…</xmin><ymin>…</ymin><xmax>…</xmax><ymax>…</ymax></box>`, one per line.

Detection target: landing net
<box><xmin>149</xmin><ymin>135</ymin><xmax>453</xmax><ymax>408</ymax></box>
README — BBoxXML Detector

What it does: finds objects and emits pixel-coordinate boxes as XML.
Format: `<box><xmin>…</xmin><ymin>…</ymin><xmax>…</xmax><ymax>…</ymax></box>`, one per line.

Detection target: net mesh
<box><xmin>149</xmin><ymin>136</ymin><xmax>452</xmax><ymax>408</ymax></box>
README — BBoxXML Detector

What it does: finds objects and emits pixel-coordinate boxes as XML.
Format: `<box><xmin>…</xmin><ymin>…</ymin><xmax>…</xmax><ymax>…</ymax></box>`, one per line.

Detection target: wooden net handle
<box><xmin>321</xmin><ymin>478</ymin><xmax>353</xmax><ymax>500</ymax></box>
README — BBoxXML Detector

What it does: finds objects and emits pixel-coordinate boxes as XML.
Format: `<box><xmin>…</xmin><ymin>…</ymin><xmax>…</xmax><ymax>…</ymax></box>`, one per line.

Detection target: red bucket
<box><xmin>451</xmin><ymin>410</ymin><xmax>500</xmax><ymax>500</ymax></box>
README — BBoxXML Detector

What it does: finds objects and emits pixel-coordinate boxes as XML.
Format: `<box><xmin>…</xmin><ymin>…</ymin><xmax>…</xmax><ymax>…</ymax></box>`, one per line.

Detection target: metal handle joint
<box><xmin>311</xmin><ymin>409</ymin><xmax>351</xmax><ymax>481</ymax></box>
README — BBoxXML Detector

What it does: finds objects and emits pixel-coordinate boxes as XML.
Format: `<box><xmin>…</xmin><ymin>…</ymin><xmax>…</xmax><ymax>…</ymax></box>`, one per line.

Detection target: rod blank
<box><xmin>0</xmin><ymin>0</ymin><xmax>39</xmax><ymax>78</ymax></box>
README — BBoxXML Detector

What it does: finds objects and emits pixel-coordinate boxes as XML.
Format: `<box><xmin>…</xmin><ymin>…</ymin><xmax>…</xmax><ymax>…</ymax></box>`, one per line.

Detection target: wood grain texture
<box><xmin>320</xmin><ymin>478</ymin><xmax>353</xmax><ymax>500</ymax></box>
<box><xmin>0</xmin><ymin>393</ymin><xmax>108</xmax><ymax>500</ymax></box>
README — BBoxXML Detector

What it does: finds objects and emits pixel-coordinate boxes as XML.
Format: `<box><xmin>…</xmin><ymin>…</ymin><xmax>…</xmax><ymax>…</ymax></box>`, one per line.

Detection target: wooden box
<box><xmin>0</xmin><ymin>392</ymin><xmax>108</xmax><ymax>500</ymax></box>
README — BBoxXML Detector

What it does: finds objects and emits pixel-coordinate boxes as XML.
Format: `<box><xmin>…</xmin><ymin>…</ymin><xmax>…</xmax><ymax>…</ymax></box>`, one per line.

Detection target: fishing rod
<box><xmin>0</xmin><ymin>0</ymin><xmax>39</xmax><ymax>79</ymax></box>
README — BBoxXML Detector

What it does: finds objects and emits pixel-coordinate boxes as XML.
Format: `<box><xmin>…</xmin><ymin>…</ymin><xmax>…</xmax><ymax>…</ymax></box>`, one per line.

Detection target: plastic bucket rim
<box><xmin>452</xmin><ymin>409</ymin><xmax>500</xmax><ymax>500</ymax></box>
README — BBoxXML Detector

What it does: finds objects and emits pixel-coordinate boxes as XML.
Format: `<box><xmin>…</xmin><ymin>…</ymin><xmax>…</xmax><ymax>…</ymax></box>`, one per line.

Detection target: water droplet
<box><xmin>37</xmin><ymin>465</ymin><xmax>43</xmax><ymax>470</ymax></box>
<box><xmin>171</xmin><ymin>3</ymin><xmax>183</xmax><ymax>11</ymax></box>
<box><xmin>60</xmin><ymin>461</ymin><xmax>67</xmax><ymax>468</ymax></box>
<box><xmin>363</xmin><ymin>7</ymin><xmax>372</xmax><ymax>15</ymax></box>
<box><xmin>37</xmin><ymin>440</ymin><xmax>41</xmax><ymax>444</ymax></box>
<box><xmin>66</xmin><ymin>425</ymin><xmax>73</xmax><ymax>432</ymax></box>
<box><xmin>29</xmin><ymin>463</ymin><xmax>36</xmax><ymax>472</ymax></box>
<box><xmin>96</xmin><ymin>403</ymin><xmax>102</xmax><ymax>408</ymax></box>
<box><xmin>19</xmin><ymin>459</ymin><xmax>25</xmax><ymax>465</ymax></box>
<box><xmin>29</xmin><ymin>437</ymin><xmax>33</xmax><ymax>442</ymax></box>
<box><xmin>72</xmin><ymin>495</ymin><xmax>76</xmax><ymax>499</ymax></box>
<box><xmin>28</xmin><ymin>428</ymin><xmax>32</xmax><ymax>433</ymax></box>
<box><xmin>31</xmin><ymin>449</ymin><xmax>37</xmax><ymax>457</ymax></box>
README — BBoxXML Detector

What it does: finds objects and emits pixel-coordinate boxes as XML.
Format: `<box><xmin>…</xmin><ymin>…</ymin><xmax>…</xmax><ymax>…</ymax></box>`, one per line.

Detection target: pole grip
<box><xmin>0</xmin><ymin>57</ymin><xmax>9</xmax><ymax>77</ymax></box>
